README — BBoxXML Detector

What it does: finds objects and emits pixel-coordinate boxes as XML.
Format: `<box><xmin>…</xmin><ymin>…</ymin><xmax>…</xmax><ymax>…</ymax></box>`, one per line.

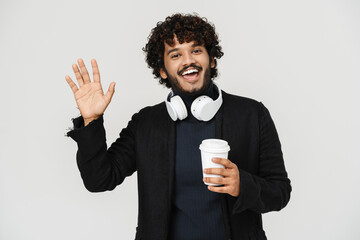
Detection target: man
<box><xmin>66</xmin><ymin>13</ymin><xmax>291</xmax><ymax>240</ymax></box>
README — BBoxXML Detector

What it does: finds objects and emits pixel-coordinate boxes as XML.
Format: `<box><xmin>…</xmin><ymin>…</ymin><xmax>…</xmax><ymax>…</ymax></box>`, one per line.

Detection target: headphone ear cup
<box><xmin>191</xmin><ymin>96</ymin><xmax>213</xmax><ymax>121</ymax></box>
<box><xmin>170</xmin><ymin>95</ymin><xmax>188</xmax><ymax>120</ymax></box>
<box><xmin>165</xmin><ymin>99</ymin><xmax>178</xmax><ymax>121</ymax></box>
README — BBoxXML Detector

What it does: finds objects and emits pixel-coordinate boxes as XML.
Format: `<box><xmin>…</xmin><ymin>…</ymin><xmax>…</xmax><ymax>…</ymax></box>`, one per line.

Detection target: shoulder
<box><xmin>137</xmin><ymin>101</ymin><xmax>166</xmax><ymax>116</ymax></box>
<box><xmin>222</xmin><ymin>90</ymin><xmax>263</xmax><ymax>113</ymax></box>
<box><xmin>129</xmin><ymin>101</ymin><xmax>168</xmax><ymax>124</ymax></box>
<box><xmin>222</xmin><ymin>91</ymin><xmax>274</xmax><ymax>123</ymax></box>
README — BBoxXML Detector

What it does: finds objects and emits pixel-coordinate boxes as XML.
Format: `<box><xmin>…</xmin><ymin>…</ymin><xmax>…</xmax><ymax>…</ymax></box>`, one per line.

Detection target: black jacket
<box><xmin>67</xmin><ymin>91</ymin><xmax>292</xmax><ymax>240</ymax></box>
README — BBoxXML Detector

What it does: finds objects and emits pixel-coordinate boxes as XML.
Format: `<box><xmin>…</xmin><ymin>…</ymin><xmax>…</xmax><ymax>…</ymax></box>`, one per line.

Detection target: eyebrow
<box><xmin>167</xmin><ymin>48</ymin><xmax>179</xmax><ymax>56</ymax></box>
<box><xmin>166</xmin><ymin>43</ymin><xmax>202</xmax><ymax>56</ymax></box>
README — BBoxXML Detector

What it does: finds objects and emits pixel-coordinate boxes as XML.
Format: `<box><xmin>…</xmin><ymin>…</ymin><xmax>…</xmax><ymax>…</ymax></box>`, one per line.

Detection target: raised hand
<box><xmin>65</xmin><ymin>58</ymin><xmax>116</xmax><ymax>126</ymax></box>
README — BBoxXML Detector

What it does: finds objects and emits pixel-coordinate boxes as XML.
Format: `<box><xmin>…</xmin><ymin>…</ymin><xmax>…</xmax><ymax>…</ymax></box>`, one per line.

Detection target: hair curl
<box><xmin>143</xmin><ymin>13</ymin><xmax>224</xmax><ymax>88</ymax></box>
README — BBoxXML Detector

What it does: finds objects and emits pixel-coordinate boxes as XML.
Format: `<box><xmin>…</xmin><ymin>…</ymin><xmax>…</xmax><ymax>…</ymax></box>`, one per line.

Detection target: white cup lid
<box><xmin>199</xmin><ymin>139</ymin><xmax>230</xmax><ymax>153</ymax></box>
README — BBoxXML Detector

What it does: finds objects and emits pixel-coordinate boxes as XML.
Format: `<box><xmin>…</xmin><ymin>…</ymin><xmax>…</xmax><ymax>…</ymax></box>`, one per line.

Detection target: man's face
<box><xmin>160</xmin><ymin>38</ymin><xmax>215</xmax><ymax>95</ymax></box>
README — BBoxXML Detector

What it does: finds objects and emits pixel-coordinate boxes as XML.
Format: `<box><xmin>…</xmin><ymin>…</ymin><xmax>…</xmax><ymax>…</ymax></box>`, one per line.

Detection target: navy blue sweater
<box><xmin>169</xmin><ymin>83</ymin><xmax>226</xmax><ymax>240</ymax></box>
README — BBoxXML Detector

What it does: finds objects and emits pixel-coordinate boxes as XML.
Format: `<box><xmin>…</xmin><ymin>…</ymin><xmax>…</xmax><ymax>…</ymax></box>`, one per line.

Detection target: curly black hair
<box><xmin>143</xmin><ymin>13</ymin><xmax>224</xmax><ymax>88</ymax></box>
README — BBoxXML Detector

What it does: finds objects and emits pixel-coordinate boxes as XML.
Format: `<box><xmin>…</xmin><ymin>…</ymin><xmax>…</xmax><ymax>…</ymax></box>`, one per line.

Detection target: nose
<box><xmin>182</xmin><ymin>51</ymin><xmax>195</xmax><ymax>66</ymax></box>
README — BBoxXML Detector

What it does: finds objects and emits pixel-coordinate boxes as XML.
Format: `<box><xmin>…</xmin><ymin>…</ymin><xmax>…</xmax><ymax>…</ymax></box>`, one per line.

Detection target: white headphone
<box><xmin>165</xmin><ymin>83</ymin><xmax>223</xmax><ymax>121</ymax></box>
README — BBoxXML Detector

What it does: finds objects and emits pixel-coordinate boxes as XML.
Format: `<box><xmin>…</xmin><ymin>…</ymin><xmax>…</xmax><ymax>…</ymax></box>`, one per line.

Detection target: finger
<box><xmin>212</xmin><ymin>158</ymin><xmax>236</xmax><ymax>169</ymax></box>
<box><xmin>207</xmin><ymin>185</ymin><xmax>230</xmax><ymax>194</ymax></box>
<box><xmin>65</xmin><ymin>75</ymin><xmax>79</xmax><ymax>94</ymax></box>
<box><xmin>203</xmin><ymin>176</ymin><xmax>229</xmax><ymax>185</ymax></box>
<box><xmin>77</xmin><ymin>58</ymin><xmax>91</xmax><ymax>84</ymax></box>
<box><xmin>104</xmin><ymin>82</ymin><xmax>116</xmax><ymax>103</ymax></box>
<box><xmin>203</xmin><ymin>168</ymin><xmax>231</xmax><ymax>177</ymax></box>
<box><xmin>91</xmin><ymin>59</ymin><xmax>101</xmax><ymax>83</ymax></box>
<box><xmin>72</xmin><ymin>64</ymin><xmax>84</xmax><ymax>87</ymax></box>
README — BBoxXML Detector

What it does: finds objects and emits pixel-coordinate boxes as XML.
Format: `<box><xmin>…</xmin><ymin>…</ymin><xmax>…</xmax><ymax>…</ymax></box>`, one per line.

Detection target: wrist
<box><xmin>83</xmin><ymin>116</ymin><xmax>99</xmax><ymax>126</ymax></box>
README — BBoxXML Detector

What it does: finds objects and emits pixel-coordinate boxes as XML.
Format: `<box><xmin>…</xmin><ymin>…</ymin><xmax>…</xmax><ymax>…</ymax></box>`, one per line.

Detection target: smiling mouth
<box><xmin>178</xmin><ymin>65</ymin><xmax>202</xmax><ymax>82</ymax></box>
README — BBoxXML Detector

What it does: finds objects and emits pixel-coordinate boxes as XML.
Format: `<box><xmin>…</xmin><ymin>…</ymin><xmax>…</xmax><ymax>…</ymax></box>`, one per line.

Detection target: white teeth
<box><xmin>182</xmin><ymin>69</ymin><xmax>199</xmax><ymax>76</ymax></box>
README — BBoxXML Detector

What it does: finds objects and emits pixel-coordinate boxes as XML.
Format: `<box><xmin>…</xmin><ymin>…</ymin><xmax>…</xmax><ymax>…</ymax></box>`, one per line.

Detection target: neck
<box><xmin>173</xmin><ymin>81</ymin><xmax>216</xmax><ymax>105</ymax></box>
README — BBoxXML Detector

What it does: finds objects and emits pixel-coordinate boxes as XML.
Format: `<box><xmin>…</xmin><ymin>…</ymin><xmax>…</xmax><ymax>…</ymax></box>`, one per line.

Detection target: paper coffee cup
<box><xmin>199</xmin><ymin>139</ymin><xmax>230</xmax><ymax>186</ymax></box>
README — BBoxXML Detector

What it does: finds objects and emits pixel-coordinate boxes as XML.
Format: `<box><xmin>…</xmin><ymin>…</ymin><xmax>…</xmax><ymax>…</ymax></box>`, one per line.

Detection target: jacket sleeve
<box><xmin>66</xmin><ymin>114</ymin><xmax>137</xmax><ymax>192</ymax></box>
<box><xmin>232</xmin><ymin>102</ymin><xmax>291</xmax><ymax>214</ymax></box>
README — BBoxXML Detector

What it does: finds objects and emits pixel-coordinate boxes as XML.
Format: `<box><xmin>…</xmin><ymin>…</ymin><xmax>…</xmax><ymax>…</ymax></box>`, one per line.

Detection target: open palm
<box><xmin>65</xmin><ymin>59</ymin><xmax>115</xmax><ymax>125</ymax></box>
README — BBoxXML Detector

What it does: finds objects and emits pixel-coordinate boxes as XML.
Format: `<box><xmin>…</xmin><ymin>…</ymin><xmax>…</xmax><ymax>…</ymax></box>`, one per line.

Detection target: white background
<box><xmin>0</xmin><ymin>0</ymin><xmax>359</xmax><ymax>239</ymax></box>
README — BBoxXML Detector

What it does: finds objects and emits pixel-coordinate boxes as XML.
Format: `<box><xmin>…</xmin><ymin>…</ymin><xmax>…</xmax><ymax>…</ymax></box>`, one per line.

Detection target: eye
<box><xmin>171</xmin><ymin>54</ymin><xmax>179</xmax><ymax>59</ymax></box>
<box><xmin>193</xmin><ymin>49</ymin><xmax>202</xmax><ymax>54</ymax></box>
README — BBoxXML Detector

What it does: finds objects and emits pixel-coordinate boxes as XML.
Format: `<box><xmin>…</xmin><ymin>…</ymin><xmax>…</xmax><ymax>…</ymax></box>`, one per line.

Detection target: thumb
<box><xmin>104</xmin><ymin>82</ymin><xmax>116</xmax><ymax>103</ymax></box>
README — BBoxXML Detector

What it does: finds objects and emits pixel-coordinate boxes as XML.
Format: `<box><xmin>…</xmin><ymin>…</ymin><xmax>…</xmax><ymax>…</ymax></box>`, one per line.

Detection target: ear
<box><xmin>210</xmin><ymin>57</ymin><xmax>215</xmax><ymax>68</ymax></box>
<box><xmin>160</xmin><ymin>68</ymin><xmax>168</xmax><ymax>79</ymax></box>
